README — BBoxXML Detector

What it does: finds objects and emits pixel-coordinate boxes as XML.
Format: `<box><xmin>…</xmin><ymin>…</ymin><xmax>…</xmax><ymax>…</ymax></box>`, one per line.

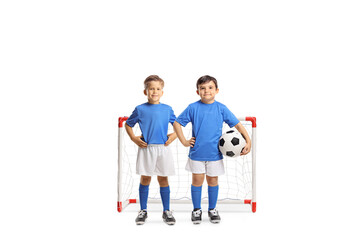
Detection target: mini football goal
<box><xmin>117</xmin><ymin>116</ymin><xmax>257</xmax><ymax>212</ymax></box>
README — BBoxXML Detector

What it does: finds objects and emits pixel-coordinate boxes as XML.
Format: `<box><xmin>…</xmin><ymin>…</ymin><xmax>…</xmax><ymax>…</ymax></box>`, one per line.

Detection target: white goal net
<box><xmin>117</xmin><ymin>117</ymin><xmax>257</xmax><ymax>212</ymax></box>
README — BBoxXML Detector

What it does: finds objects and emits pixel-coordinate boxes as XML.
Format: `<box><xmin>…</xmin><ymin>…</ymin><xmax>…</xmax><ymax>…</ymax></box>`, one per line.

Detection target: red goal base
<box><xmin>118</xmin><ymin>199</ymin><xmax>137</xmax><ymax>212</ymax></box>
<box><xmin>252</xmin><ymin>202</ymin><xmax>256</xmax><ymax>213</ymax></box>
<box><xmin>117</xmin><ymin>201</ymin><xmax>122</xmax><ymax>212</ymax></box>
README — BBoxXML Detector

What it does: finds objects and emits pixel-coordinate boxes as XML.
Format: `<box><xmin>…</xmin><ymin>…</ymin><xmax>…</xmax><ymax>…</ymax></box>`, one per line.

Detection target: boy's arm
<box><xmin>173</xmin><ymin>121</ymin><xmax>195</xmax><ymax>147</ymax></box>
<box><xmin>125</xmin><ymin>123</ymin><xmax>147</xmax><ymax>148</ymax></box>
<box><xmin>234</xmin><ymin>122</ymin><xmax>251</xmax><ymax>155</ymax></box>
<box><xmin>165</xmin><ymin>132</ymin><xmax>177</xmax><ymax>146</ymax></box>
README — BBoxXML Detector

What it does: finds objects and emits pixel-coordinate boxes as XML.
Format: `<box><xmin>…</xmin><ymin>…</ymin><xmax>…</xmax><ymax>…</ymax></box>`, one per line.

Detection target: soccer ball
<box><xmin>219</xmin><ymin>130</ymin><xmax>246</xmax><ymax>157</ymax></box>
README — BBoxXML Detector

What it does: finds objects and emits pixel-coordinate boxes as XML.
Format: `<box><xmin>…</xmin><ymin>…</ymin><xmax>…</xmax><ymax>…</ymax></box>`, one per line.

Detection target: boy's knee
<box><xmin>192</xmin><ymin>173</ymin><xmax>205</xmax><ymax>186</ymax></box>
<box><xmin>140</xmin><ymin>176</ymin><xmax>152</xmax><ymax>185</ymax></box>
<box><xmin>206</xmin><ymin>176</ymin><xmax>218</xmax><ymax>186</ymax></box>
<box><xmin>157</xmin><ymin>176</ymin><xmax>169</xmax><ymax>187</ymax></box>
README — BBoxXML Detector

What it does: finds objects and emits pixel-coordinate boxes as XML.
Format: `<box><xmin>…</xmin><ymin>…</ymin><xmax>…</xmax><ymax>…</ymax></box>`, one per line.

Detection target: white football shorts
<box><xmin>185</xmin><ymin>158</ymin><xmax>225</xmax><ymax>177</ymax></box>
<box><xmin>136</xmin><ymin>144</ymin><xmax>175</xmax><ymax>176</ymax></box>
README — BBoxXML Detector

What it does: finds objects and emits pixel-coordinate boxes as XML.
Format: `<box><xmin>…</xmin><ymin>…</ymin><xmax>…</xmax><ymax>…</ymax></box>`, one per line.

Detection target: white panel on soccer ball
<box><xmin>219</xmin><ymin>130</ymin><xmax>246</xmax><ymax>158</ymax></box>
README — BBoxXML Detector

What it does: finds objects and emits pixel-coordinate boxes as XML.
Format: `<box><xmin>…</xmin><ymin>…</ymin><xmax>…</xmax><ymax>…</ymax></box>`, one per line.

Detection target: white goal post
<box><xmin>117</xmin><ymin>116</ymin><xmax>257</xmax><ymax>213</ymax></box>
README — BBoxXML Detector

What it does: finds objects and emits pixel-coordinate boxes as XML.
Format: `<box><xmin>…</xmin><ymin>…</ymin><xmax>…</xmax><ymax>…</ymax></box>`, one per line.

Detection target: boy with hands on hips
<box><xmin>125</xmin><ymin>75</ymin><xmax>177</xmax><ymax>225</ymax></box>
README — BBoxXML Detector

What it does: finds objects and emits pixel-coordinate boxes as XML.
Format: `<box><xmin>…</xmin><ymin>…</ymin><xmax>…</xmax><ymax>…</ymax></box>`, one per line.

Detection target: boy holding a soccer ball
<box><xmin>173</xmin><ymin>75</ymin><xmax>251</xmax><ymax>224</ymax></box>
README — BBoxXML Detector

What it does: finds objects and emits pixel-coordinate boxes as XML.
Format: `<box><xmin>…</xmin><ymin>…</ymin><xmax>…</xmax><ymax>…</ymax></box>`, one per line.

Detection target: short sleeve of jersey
<box><xmin>169</xmin><ymin>107</ymin><xmax>176</xmax><ymax>125</ymax></box>
<box><xmin>126</xmin><ymin>107</ymin><xmax>139</xmax><ymax>127</ymax></box>
<box><xmin>222</xmin><ymin>105</ymin><xmax>239</xmax><ymax>128</ymax></box>
<box><xmin>175</xmin><ymin>105</ymin><xmax>191</xmax><ymax>127</ymax></box>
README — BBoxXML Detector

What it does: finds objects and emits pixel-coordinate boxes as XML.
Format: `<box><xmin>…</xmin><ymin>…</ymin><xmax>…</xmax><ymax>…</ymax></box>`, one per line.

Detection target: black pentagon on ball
<box><xmin>231</xmin><ymin>137</ymin><xmax>240</xmax><ymax>146</ymax></box>
<box><xmin>226</xmin><ymin>151</ymin><xmax>235</xmax><ymax>157</ymax></box>
<box><xmin>226</xmin><ymin>130</ymin><xmax>235</xmax><ymax>134</ymax></box>
<box><xmin>219</xmin><ymin>138</ymin><xmax>225</xmax><ymax>147</ymax></box>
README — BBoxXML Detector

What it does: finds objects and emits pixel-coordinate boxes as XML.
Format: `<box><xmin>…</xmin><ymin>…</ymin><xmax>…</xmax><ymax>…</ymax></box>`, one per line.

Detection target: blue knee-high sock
<box><xmin>160</xmin><ymin>186</ymin><xmax>170</xmax><ymax>211</ymax></box>
<box><xmin>139</xmin><ymin>184</ymin><xmax>149</xmax><ymax>210</ymax></box>
<box><xmin>208</xmin><ymin>185</ymin><xmax>219</xmax><ymax>210</ymax></box>
<box><xmin>191</xmin><ymin>185</ymin><xmax>202</xmax><ymax>210</ymax></box>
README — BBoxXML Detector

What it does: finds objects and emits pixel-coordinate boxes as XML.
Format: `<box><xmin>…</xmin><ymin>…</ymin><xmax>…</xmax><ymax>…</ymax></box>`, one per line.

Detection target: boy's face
<box><xmin>197</xmin><ymin>81</ymin><xmax>219</xmax><ymax>104</ymax></box>
<box><xmin>144</xmin><ymin>81</ymin><xmax>164</xmax><ymax>104</ymax></box>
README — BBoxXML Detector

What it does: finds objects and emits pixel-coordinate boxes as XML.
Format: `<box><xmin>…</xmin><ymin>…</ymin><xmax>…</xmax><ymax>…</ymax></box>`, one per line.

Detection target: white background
<box><xmin>1</xmin><ymin>0</ymin><xmax>360</xmax><ymax>239</ymax></box>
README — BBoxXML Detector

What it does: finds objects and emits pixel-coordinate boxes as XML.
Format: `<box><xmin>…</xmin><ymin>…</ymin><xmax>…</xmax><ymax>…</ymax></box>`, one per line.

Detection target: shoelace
<box><xmin>193</xmin><ymin>210</ymin><xmax>202</xmax><ymax>217</ymax></box>
<box><xmin>209</xmin><ymin>209</ymin><xmax>218</xmax><ymax>216</ymax></box>
<box><xmin>164</xmin><ymin>210</ymin><xmax>174</xmax><ymax>218</ymax></box>
<box><xmin>138</xmin><ymin>210</ymin><xmax>147</xmax><ymax>217</ymax></box>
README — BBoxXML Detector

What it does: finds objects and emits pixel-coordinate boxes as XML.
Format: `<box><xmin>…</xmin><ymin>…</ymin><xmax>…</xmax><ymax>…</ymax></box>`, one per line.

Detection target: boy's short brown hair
<box><xmin>144</xmin><ymin>75</ymin><xmax>164</xmax><ymax>89</ymax></box>
<box><xmin>196</xmin><ymin>75</ymin><xmax>218</xmax><ymax>89</ymax></box>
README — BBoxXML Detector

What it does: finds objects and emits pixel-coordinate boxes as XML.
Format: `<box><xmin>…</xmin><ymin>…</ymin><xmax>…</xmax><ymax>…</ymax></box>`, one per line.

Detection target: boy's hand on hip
<box><xmin>131</xmin><ymin>136</ymin><xmax>147</xmax><ymax>148</ymax></box>
<box><xmin>165</xmin><ymin>135</ymin><xmax>176</xmax><ymax>146</ymax></box>
<box><xmin>184</xmin><ymin>137</ymin><xmax>195</xmax><ymax>148</ymax></box>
